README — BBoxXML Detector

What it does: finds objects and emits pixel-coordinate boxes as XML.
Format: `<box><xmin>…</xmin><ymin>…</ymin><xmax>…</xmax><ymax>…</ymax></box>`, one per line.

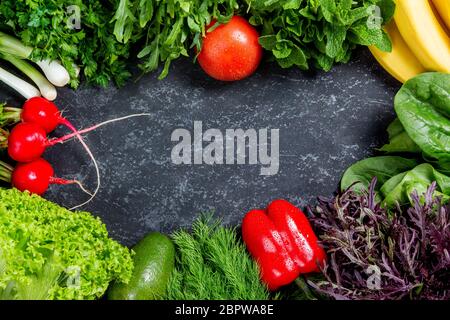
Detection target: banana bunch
<box><xmin>370</xmin><ymin>0</ymin><xmax>450</xmax><ymax>83</ymax></box>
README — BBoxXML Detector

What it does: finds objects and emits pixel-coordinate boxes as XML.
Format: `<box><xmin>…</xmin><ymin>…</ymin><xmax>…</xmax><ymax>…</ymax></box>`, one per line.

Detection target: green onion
<box><xmin>0</xmin><ymin>66</ymin><xmax>40</xmax><ymax>99</ymax></box>
<box><xmin>2</xmin><ymin>54</ymin><xmax>57</xmax><ymax>100</ymax></box>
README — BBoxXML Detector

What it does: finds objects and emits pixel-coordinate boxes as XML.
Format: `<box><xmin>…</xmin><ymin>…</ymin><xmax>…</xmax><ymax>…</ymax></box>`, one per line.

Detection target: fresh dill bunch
<box><xmin>167</xmin><ymin>215</ymin><xmax>271</xmax><ymax>300</ymax></box>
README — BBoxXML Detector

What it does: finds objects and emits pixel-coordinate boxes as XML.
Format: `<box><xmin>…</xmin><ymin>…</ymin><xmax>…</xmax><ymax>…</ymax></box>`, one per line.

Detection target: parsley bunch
<box><xmin>0</xmin><ymin>0</ymin><xmax>131</xmax><ymax>87</ymax></box>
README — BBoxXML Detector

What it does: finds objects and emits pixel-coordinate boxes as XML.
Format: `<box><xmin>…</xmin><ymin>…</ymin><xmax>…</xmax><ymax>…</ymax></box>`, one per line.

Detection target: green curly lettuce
<box><xmin>0</xmin><ymin>188</ymin><xmax>133</xmax><ymax>300</ymax></box>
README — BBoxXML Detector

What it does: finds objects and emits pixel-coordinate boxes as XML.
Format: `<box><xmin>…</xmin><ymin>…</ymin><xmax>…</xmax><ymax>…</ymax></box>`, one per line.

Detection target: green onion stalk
<box><xmin>0</xmin><ymin>31</ymin><xmax>71</xmax><ymax>100</ymax></box>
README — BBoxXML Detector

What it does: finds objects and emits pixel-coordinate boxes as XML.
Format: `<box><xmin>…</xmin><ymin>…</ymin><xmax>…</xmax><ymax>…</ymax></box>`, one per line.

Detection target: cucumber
<box><xmin>108</xmin><ymin>232</ymin><xmax>175</xmax><ymax>300</ymax></box>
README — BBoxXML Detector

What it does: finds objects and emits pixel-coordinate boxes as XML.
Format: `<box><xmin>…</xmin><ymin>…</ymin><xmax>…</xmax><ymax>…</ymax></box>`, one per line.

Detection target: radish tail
<box><xmin>49</xmin><ymin>176</ymin><xmax>93</xmax><ymax>197</ymax></box>
<box><xmin>47</xmin><ymin>113</ymin><xmax>151</xmax><ymax>146</ymax></box>
<box><xmin>60</xmin><ymin>118</ymin><xmax>101</xmax><ymax>210</ymax></box>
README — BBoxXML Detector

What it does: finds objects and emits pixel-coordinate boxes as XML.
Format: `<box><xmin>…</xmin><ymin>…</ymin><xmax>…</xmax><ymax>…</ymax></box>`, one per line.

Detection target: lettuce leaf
<box><xmin>0</xmin><ymin>188</ymin><xmax>133</xmax><ymax>300</ymax></box>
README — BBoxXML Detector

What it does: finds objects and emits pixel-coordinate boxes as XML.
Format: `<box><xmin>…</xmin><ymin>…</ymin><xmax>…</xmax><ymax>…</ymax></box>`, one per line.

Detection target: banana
<box><xmin>369</xmin><ymin>21</ymin><xmax>426</xmax><ymax>83</ymax></box>
<box><xmin>394</xmin><ymin>0</ymin><xmax>450</xmax><ymax>73</ymax></box>
<box><xmin>431</xmin><ymin>0</ymin><xmax>450</xmax><ymax>31</ymax></box>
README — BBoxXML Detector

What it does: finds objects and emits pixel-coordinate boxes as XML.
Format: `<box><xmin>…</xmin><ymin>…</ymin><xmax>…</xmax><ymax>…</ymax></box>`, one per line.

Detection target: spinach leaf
<box><xmin>340</xmin><ymin>156</ymin><xmax>418</xmax><ymax>192</ymax></box>
<box><xmin>379</xmin><ymin>118</ymin><xmax>421</xmax><ymax>153</ymax></box>
<box><xmin>381</xmin><ymin>163</ymin><xmax>450</xmax><ymax>207</ymax></box>
<box><xmin>394</xmin><ymin>72</ymin><xmax>450</xmax><ymax>172</ymax></box>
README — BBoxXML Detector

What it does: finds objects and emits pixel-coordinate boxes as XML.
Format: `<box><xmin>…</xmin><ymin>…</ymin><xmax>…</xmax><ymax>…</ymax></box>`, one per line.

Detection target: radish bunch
<box><xmin>0</xmin><ymin>97</ymin><xmax>99</xmax><ymax>209</ymax></box>
<box><xmin>0</xmin><ymin>97</ymin><xmax>149</xmax><ymax>209</ymax></box>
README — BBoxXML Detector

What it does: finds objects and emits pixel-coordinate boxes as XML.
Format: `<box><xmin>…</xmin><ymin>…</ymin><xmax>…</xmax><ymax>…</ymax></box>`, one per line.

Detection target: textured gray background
<box><xmin>0</xmin><ymin>49</ymin><xmax>400</xmax><ymax>246</ymax></box>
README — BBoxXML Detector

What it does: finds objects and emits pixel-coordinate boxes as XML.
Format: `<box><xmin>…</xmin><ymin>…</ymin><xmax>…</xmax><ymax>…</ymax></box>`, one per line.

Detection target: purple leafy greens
<box><xmin>307</xmin><ymin>178</ymin><xmax>450</xmax><ymax>300</ymax></box>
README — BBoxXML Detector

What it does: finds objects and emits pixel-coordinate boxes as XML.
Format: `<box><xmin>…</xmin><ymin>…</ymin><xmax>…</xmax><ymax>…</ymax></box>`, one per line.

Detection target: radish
<box><xmin>1</xmin><ymin>158</ymin><xmax>92</xmax><ymax>196</ymax></box>
<box><xmin>5</xmin><ymin>107</ymin><xmax>150</xmax><ymax>209</ymax></box>
<box><xmin>21</xmin><ymin>97</ymin><xmax>69</xmax><ymax>133</ymax></box>
<box><xmin>7</xmin><ymin>110</ymin><xmax>151</xmax><ymax>163</ymax></box>
<box><xmin>3</xmin><ymin>97</ymin><xmax>102</xmax><ymax>209</ymax></box>
<box><xmin>7</xmin><ymin>122</ymin><xmax>48</xmax><ymax>162</ymax></box>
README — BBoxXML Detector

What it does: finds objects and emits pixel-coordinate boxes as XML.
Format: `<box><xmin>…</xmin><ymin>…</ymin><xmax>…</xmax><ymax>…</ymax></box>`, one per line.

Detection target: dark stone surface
<box><xmin>0</xmin><ymin>49</ymin><xmax>401</xmax><ymax>246</ymax></box>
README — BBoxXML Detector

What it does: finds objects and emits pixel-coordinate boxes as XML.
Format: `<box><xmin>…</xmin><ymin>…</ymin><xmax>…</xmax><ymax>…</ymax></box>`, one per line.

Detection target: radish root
<box><xmin>48</xmin><ymin>113</ymin><xmax>152</xmax><ymax>146</ymax></box>
<box><xmin>61</xmin><ymin>119</ymin><xmax>100</xmax><ymax>211</ymax></box>
<box><xmin>54</xmin><ymin>113</ymin><xmax>151</xmax><ymax>210</ymax></box>
<box><xmin>49</xmin><ymin>177</ymin><xmax>93</xmax><ymax>197</ymax></box>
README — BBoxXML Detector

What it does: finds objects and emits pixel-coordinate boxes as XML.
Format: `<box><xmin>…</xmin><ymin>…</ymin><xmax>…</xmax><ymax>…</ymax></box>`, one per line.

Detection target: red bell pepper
<box><xmin>242</xmin><ymin>199</ymin><xmax>326</xmax><ymax>291</ymax></box>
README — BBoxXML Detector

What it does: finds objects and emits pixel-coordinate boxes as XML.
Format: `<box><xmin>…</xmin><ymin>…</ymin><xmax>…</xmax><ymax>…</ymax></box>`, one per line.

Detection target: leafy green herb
<box><xmin>246</xmin><ymin>0</ymin><xmax>394</xmax><ymax>71</ymax></box>
<box><xmin>0</xmin><ymin>0</ymin><xmax>132</xmax><ymax>87</ymax></box>
<box><xmin>167</xmin><ymin>215</ymin><xmax>271</xmax><ymax>300</ymax></box>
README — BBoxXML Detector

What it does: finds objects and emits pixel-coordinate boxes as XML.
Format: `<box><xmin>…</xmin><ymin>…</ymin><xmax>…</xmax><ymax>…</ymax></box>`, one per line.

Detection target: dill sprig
<box><xmin>167</xmin><ymin>215</ymin><xmax>271</xmax><ymax>300</ymax></box>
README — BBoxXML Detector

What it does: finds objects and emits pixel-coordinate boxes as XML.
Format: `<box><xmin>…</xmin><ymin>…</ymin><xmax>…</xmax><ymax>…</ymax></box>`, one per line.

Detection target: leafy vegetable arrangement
<box><xmin>307</xmin><ymin>178</ymin><xmax>450</xmax><ymax>300</ymax></box>
<box><xmin>342</xmin><ymin>72</ymin><xmax>450</xmax><ymax>207</ymax></box>
<box><xmin>167</xmin><ymin>216</ymin><xmax>271</xmax><ymax>300</ymax></box>
<box><xmin>0</xmin><ymin>0</ymin><xmax>394</xmax><ymax>86</ymax></box>
<box><xmin>0</xmin><ymin>188</ymin><xmax>133</xmax><ymax>300</ymax></box>
<box><xmin>114</xmin><ymin>0</ymin><xmax>394</xmax><ymax>77</ymax></box>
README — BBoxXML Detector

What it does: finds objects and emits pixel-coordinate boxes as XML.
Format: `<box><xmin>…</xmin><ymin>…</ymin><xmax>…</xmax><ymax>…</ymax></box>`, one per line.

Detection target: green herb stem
<box><xmin>0</xmin><ymin>160</ymin><xmax>12</xmax><ymax>183</ymax></box>
<box><xmin>0</xmin><ymin>104</ymin><xmax>21</xmax><ymax>127</ymax></box>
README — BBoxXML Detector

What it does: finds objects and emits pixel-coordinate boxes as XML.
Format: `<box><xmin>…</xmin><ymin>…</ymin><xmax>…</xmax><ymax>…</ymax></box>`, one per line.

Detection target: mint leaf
<box><xmin>325</xmin><ymin>24</ymin><xmax>346</xmax><ymax>58</ymax></box>
<box><xmin>258</xmin><ymin>35</ymin><xmax>277</xmax><ymax>50</ymax></box>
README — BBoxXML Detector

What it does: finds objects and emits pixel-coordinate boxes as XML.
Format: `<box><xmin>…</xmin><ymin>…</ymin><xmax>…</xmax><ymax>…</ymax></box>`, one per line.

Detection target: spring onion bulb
<box><xmin>3</xmin><ymin>54</ymin><xmax>57</xmax><ymax>100</ymax></box>
<box><xmin>0</xmin><ymin>66</ymin><xmax>40</xmax><ymax>99</ymax></box>
<box><xmin>0</xmin><ymin>31</ymin><xmax>72</xmax><ymax>88</ymax></box>
<box><xmin>36</xmin><ymin>59</ymin><xmax>70</xmax><ymax>87</ymax></box>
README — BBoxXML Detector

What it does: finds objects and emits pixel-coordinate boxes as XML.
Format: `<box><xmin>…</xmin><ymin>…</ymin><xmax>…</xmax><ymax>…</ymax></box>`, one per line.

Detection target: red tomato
<box><xmin>197</xmin><ymin>16</ymin><xmax>263</xmax><ymax>81</ymax></box>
